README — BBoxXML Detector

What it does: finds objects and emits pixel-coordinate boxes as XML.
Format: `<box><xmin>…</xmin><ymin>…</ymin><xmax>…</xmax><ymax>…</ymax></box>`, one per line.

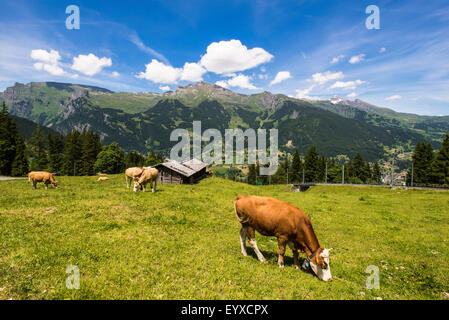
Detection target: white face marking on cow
<box><xmin>308</xmin><ymin>248</ymin><xmax>332</xmax><ymax>282</ymax></box>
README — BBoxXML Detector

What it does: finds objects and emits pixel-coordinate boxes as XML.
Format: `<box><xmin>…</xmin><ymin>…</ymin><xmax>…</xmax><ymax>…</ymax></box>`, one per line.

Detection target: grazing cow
<box><xmin>28</xmin><ymin>171</ymin><xmax>58</xmax><ymax>190</ymax></box>
<box><xmin>234</xmin><ymin>195</ymin><xmax>332</xmax><ymax>282</ymax></box>
<box><xmin>133</xmin><ymin>167</ymin><xmax>159</xmax><ymax>193</ymax></box>
<box><xmin>125</xmin><ymin>167</ymin><xmax>144</xmax><ymax>188</ymax></box>
<box><xmin>97</xmin><ymin>177</ymin><xmax>109</xmax><ymax>181</ymax></box>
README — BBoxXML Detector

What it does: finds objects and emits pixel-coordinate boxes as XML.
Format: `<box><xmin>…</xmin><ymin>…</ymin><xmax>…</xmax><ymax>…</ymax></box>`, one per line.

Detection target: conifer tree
<box><xmin>125</xmin><ymin>151</ymin><xmax>146</xmax><ymax>168</ymax></box>
<box><xmin>431</xmin><ymin>132</ymin><xmax>449</xmax><ymax>185</ymax></box>
<box><xmin>412</xmin><ymin>142</ymin><xmax>434</xmax><ymax>184</ymax></box>
<box><xmin>372</xmin><ymin>162</ymin><xmax>382</xmax><ymax>184</ymax></box>
<box><xmin>62</xmin><ymin>130</ymin><xmax>82</xmax><ymax>176</ymax></box>
<box><xmin>0</xmin><ymin>102</ymin><xmax>16</xmax><ymax>175</ymax></box>
<box><xmin>247</xmin><ymin>164</ymin><xmax>257</xmax><ymax>185</ymax></box>
<box><xmin>352</xmin><ymin>153</ymin><xmax>366</xmax><ymax>182</ymax></box>
<box><xmin>80</xmin><ymin>131</ymin><xmax>102</xmax><ymax>175</ymax></box>
<box><xmin>47</xmin><ymin>132</ymin><xmax>65</xmax><ymax>173</ymax></box>
<box><xmin>28</xmin><ymin>125</ymin><xmax>48</xmax><ymax>171</ymax></box>
<box><xmin>10</xmin><ymin>122</ymin><xmax>29</xmax><ymax>176</ymax></box>
<box><xmin>304</xmin><ymin>146</ymin><xmax>319</xmax><ymax>182</ymax></box>
<box><xmin>290</xmin><ymin>149</ymin><xmax>302</xmax><ymax>183</ymax></box>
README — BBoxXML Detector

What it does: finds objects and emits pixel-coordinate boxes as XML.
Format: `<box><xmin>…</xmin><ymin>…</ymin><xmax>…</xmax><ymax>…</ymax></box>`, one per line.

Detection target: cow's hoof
<box><xmin>278</xmin><ymin>263</ymin><xmax>285</xmax><ymax>268</ymax></box>
<box><xmin>241</xmin><ymin>252</ymin><xmax>248</xmax><ymax>257</ymax></box>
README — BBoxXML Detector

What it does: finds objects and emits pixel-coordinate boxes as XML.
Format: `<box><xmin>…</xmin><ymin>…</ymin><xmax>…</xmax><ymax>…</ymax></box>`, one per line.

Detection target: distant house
<box><xmin>155</xmin><ymin>158</ymin><xmax>208</xmax><ymax>184</ymax></box>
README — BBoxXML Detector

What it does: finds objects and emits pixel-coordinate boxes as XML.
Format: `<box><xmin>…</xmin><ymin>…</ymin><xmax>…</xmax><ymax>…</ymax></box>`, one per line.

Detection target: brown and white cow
<box><xmin>133</xmin><ymin>167</ymin><xmax>159</xmax><ymax>193</ymax></box>
<box><xmin>125</xmin><ymin>167</ymin><xmax>144</xmax><ymax>188</ymax></box>
<box><xmin>28</xmin><ymin>171</ymin><xmax>58</xmax><ymax>190</ymax></box>
<box><xmin>234</xmin><ymin>195</ymin><xmax>332</xmax><ymax>281</ymax></box>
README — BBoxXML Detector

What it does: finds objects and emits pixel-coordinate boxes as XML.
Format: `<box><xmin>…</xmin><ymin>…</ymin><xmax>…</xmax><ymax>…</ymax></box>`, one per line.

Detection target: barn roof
<box><xmin>157</xmin><ymin>158</ymin><xmax>207</xmax><ymax>177</ymax></box>
<box><xmin>182</xmin><ymin>158</ymin><xmax>207</xmax><ymax>172</ymax></box>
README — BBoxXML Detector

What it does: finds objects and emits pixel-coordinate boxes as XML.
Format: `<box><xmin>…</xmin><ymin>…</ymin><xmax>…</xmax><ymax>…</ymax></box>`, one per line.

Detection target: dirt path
<box><xmin>0</xmin><ymin>176</ymin><xmax>26</xmax><ymax>181</ymax></box>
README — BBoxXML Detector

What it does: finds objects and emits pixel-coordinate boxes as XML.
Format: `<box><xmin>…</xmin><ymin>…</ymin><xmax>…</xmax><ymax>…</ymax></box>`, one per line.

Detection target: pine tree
<box><xmin>62</xmin><ymin>131</ymin><xmax>82</xmax><ymax>176</ymax></box>
<box><xmin>28</xmin><ymin>125</ymin><xmax>48</xmax><ymax>171</ymax></box>
<box><xmin>272</xmin><ymin>157</ymin><xmax>289</xmax><ymax>184</ymax></box>
<box><xmin>10</xmin><ymin>121</ymin><xmax>29</xmax><ymax>176</ymax></box>
<box><xmin>304</xmin><ymin>146</ymin><xmax>319</xmax><ymax>182</ymax></box>
<box><xmin>248</xmin><ymin>164</ymin><xmax>257</xmax><ymax>185</ymax></box>
<box><xmin>0</xmin><ymin>102</ymin><xmax>16</xmax><ymax>175</ymax></box>
<box><xmin>125</xmin><ymin>151</ymin><xmax>146</xmax><ymax>168</ymax></box>
<box><xmin>364</xmin><ymin>162</ymin><xmax>372</xmax><ymax>183</ymax></box>
<box><xmin>409</xmin><ymin>142</ymin><xmax>434</xmax><ymax>184</ymax></box>
<box><xmin>80</xmin><ymin>131</ymin><xmax>102</xmax><ymax>175</ymax></box>
<box><xmin>290</xmin><ymin>149</ymin><xmax>302</xmax><ymax>183</ymax></box>
<box><xmin>372</xmin><ymin>162</ymin><xmax>382</xmax><ymax>184</ymax></box>
<box><xmin>47</xmin><ymin>132</ymin><xmax>65</xmax><ymax>173</ymax></box>
<box><xmin>352</xmin><ymin>153</ymin><xmax>366</xmax><ymax>183</ymax></box>
<box><xmin>431</xmin><ymin>132</ymin><xmax>449</xmax><ymax>185</ymax></box>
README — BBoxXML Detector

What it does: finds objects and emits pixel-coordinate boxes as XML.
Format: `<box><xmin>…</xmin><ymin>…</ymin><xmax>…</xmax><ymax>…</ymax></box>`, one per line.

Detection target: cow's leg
<box><xmin>288</xmin><ymin>242</ymin><xmax>300</xmax><ymax>269</ymax></box>
<box><xmin>239</xmin><ymin>227</ymin><xmax>248</xmax><ymax>256</ymax></box>
<box><xmin>152</xmin><ymin>180</ymin><xmax>157</xmax><ymax>193</ymax></box>
<box><xmin>247</xmin><ymin>227</ymin><xmax>266</xmax><ymax>263</ymax></box>
<box><xmin>277</xmin><ymin>237</ymin><xmax>288</xmax><ymax>268</ymax></box>
<box><xmin>32</xmin><ymin>181</ymin><xmax>37</xmax><ymax>189</ymax></box>
<box><xmin>44</xmin><ymin>182</ymin><xmax>48</xmax><ymax>190</ymax></box>
<box><xmin>126</xmin><ymin>176</ymin><xmax>130</xmax><ymax>188</ymax></box>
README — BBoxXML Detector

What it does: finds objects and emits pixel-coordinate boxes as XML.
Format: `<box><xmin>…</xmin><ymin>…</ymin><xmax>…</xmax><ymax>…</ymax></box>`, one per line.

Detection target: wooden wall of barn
<box><xmin>157</xmin><ymin>167</ymin><xmax>185</xmax><ymax>184</ymax></box>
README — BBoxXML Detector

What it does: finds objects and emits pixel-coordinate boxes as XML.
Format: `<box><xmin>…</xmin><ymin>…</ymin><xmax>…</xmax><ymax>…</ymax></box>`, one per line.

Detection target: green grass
<box><xmin>0</xmin><ymin>176</ymin><xmax>448</xmax><ymax>300</ymax></box>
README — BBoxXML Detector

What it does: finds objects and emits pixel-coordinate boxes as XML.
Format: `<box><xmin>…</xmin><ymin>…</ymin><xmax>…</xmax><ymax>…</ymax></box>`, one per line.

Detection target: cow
<box><xmin>125</xmin><ymin>167</ymin><xmax>144</xmax><ymax>188</ymax></box>
<box><xmin>28</xmin><ymin>171</ymin><xmax>58</xmax><ymax>190</ymax></box>
<box><xmin>133</xmin><ymin>167</ymin><xmax>159</xmax><ymax>193</ymax></box>
<box><xmin>234</xmin><ymin>195</ymin><xmax>332</xmax><ymax>282</ymax></box>
<box><xmin>97</xmin><ymin>177</ymin><xmax>109</xmax><ymax>181</ymax></box>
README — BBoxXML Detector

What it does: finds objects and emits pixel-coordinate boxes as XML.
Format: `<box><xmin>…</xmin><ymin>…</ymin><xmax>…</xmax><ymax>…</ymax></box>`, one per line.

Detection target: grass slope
<box><xmin>0</xmin><ymin>177</ymin><xmax>448</xmax><ymax>300</ymax></box>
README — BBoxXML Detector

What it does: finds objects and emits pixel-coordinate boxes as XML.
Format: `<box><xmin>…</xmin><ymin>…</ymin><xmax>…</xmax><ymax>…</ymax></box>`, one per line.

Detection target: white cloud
<box><xmin>258</xmin><ymin>73</ymin><xmax>269</xmax><ymax>80</ymax></box>
<box><xmin>159</xmin><ymin>85</ymin><xmax>171</xmax><ymax>91</ymax></box>
<box><xmin>349</xmin><ymin>54</ymin><xmax>366</xmax><ymax>64</ymax></box>
<box><xmin>347</xmin><ymin>92</ymin><xmax>358</xmax><ymax>98</ymax></box>
<box><xmin>200</xmin><ymin>39</ymin><xmax>273</xmax><ymax>74</ymax></box>
<box><xmin>215</xmin><ymin>80</ymin><xmax>229</xmax><ymax>89</ymax></box>
<box><xmin>295</xmin><ymin>85</ymin><xmax>319</xmax><ymax>100</ymax></box>
<box><xmin>137</xmin><ymin>59</ymin><xmax>181</xmax><ymax>84</ymax></box>
<box><xmin>216</xmin><ymin>74</ymin><xmax>259</xmax><ymax>90</ymax></box>
<box><xmin>137</xmin><ymin>60</ymin><xmax>206</xmax><ymax>84</ymax></box>
<box><xmin>329</xmin><ymin>80</ymin><xmax>366</xmax><ymax>90</ymax></box>
<box><xmin>385</xmin><ymin>95</ymin><xmax>402</xmax><ymax>101</ymax></box>
<box><xmin>30</xmin><ymin>49</ymin><xmax>65</xmax><ymax>76</ymax></box>
<box><xmin>269</xmin><ymin>71</ymin><xmax>291</xmax><ymax>86</ymax></box>
<box><xmin>112</xmin><ymin>71</ymin><xmax>120</xmax><ymax>77</ymax></box>
<box><xmin>330</xmin><ymin>55</ymin><xmax>345</xmax><ymax>64</ymax></box>
<box><xmin>311</xmin><ymin>71</ymin><xmax>344</xmax><ymax>85</ymax></box>
<box><xmin>379</xmin><ymin>47</ymin><xmax>387</xmax><ymax>53</ymax></box>
<box><xmin>179</xmin><ymin>62</ymin><xmax>206</xmax><ymax>82</ymax></box>
<box><xmin>71</xmin><ymin>53</ymin><xmax>112</xmax><ymax>76</ymax></box>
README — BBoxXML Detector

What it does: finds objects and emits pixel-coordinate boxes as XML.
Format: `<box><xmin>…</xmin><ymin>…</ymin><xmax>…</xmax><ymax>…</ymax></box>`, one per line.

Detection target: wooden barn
<box><xmin>155</xmin><ymin>158</ymin><xmax>208</xmax><ymax>184</ymax></box>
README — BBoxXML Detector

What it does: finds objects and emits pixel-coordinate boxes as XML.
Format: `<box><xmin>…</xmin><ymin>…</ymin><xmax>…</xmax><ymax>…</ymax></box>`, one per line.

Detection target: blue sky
<box><xmin>1</xmin><ymin>0</ymin><xmax>449</xmax><ymax>115</ymax></box>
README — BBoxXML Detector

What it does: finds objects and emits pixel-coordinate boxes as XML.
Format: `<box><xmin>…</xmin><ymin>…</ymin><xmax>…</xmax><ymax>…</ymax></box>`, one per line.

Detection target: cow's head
<box><xmin>52</xmin><ymin>181</ymin><xmax>58</xmax><ymax>188</ymax></box>
<box><xmin>133</xmin><ymin>181</ymin><xmax>140</xmax><ymax>192</ymax></box>
<box><xmin>304</xmin><ymin>248</ymin><xmax>333</xmax><ymax>282</ymax></box>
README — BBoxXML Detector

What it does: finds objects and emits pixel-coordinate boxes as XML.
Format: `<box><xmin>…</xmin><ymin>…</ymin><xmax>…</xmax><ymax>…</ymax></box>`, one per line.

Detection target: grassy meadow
<box><xmin>0</xmin><ymin>176</ymin><xmax>448</xmax><ymax>300</ymax></box>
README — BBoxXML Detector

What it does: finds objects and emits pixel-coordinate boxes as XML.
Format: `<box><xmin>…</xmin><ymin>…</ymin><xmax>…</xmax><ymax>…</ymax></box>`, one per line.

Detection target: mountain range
<box><xmin>1</xmin><ymin>81</ymin><xmax>448</xmax><ymax>161</ymax></box>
